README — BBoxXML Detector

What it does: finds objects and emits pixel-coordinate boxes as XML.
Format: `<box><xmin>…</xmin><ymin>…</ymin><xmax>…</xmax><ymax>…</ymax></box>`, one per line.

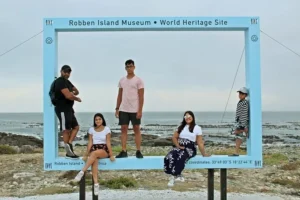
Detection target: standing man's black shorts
<box><xmin>55</xmin><ymin>107</ymin><xmax>79</xmax><ymax>131</ymax></box>
<box><xmin>118</xmin><ymin>111</ymin><xmax>141</xmax><ymax>126</ymax></box>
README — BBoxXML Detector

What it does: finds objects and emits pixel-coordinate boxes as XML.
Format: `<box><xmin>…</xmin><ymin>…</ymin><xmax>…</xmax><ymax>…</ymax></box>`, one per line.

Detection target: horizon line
<box><xmin>0</xmin><ymin>110</ymin><xmax>300</xmax><ymax>113</ymax></box>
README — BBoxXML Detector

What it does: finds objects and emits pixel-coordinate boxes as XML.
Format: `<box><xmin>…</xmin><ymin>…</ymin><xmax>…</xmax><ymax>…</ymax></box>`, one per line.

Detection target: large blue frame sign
<box><xmin>43</xmin><ymin>17</ymin><xmax>262</xmax><ymax>171</ymax></box>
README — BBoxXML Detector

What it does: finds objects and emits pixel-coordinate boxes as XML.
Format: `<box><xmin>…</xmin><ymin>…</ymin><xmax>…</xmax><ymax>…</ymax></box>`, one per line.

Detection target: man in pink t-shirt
<box><xmin>115</xmin><ymin>59</ymin><xmax>145</xmax><ymax>158</ymax></box>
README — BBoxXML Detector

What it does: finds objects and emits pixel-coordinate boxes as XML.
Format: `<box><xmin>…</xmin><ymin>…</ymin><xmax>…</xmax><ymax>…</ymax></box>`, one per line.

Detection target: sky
<box><xmin>0</xmin><ymin>0</ymin><xmax>299</xmax><ymax>112</ymax></box>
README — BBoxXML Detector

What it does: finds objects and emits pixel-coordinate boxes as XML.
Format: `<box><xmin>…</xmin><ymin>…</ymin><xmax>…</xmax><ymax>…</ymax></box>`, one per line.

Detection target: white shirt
<box><xmin>179</xmin><ymin>125</ymin><xmax>202</xmax><ymax>142</ymax></box>
<box><xmin>88</xmin><ymin>126</ymin><xmax>111</xmax><ymax>144</ymax></box>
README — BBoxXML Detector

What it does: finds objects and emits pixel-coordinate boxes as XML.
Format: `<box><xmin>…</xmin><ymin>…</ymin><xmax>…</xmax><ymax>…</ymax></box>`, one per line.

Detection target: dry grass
<box><xmin>59</xmin><ymin>171</ymin><xmax>81</xmax><ymax>180</ymax></box>
<box><xmin>104</xmin><ymin>177</ymin><xmax>136</xmax><ymax>189</ymax></box>
<box><xmin>263</xmin><ymin>153</ymin><xmax>289</xmax><ymax>165</ymax></box>
<box><xmin>30</xmin><ymin>186</ymin><xmax>76</xmax><ymax>195</ymax></box>
<box><xmin>272</xmin><ymin>179</ymin><xmax>300</xmax><ymax>189</ymax></box>
<box><xmin>0</xmin><ymin>145</ymin><xmax>17</xmax><ymax>154</ymax></box>
<box><xmin>20</xmin><ymin>157</ymin><xmax>39</xmax><ymax>164</ymax></box>
<box><xmin>212</xmin><ymin>148</ymin><xmax>247</xmax><ymax>155</ymax></box>
<box><xmin>279</xmin><ymin>161</ymin><xmax>300</xmax><ymax>170</ymax></box>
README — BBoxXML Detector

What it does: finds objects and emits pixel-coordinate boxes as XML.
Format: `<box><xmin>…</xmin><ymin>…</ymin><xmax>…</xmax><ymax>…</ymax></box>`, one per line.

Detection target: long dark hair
<box><xmin>177</xmin><ymin>111</ymin><xmax>196</xmax><ymax>134</ymax></box>
<box><xmin>93</xmin><ymin>113</ymin><xmax>107</xmax><ymax>127</ymax></box>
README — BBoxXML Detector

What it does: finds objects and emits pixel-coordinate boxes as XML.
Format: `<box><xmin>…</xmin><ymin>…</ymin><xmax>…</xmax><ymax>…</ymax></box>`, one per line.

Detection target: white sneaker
<box><xmin>167</xmin><ymin>176</ymin><xmax>174</xmax><ymax>187</ymax></box>
<box><xmin>94</xmin><ymin>183</ymin><xmax>99</xmax><ymax>195</ymax></box>
<box><xmin>175</xmin><ymin>175</ymin><xmax>185</xmax><ymax>182</ymax></box>
<box><xmin>74</xmin><ymin>171</ymin><xmax>84</xmax><ymax>182</ymax></box>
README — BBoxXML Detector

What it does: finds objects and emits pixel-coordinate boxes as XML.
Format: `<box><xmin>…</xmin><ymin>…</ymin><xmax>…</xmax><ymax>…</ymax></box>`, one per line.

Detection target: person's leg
<box><xmin>165</xmin><ymin>148</ymin><xmax>180</xmax><ymax>187</ymax></box>
<box><xmin>92</xmin><ymin>160</ymin><xmax>99</xmax><ymax>184</ymax></box>
<box><xmin>69</xmin><ymin>112</ymin><xmax>79</xmax><ymax>143</ymax></box>
<box><xmin>133</xmin><ymin>125</ymin><xmax>141</xmax><ymax>150</ymax></box>
<box><xmin>172</xmin><ymin>150</ymin><xmax>190</xmax><ymax>177</ymax></box>
<box><xmin>164</xmin><ymin>148</ymin><xmax>176</xmax><ymax>175</ymax></box>
<box><xmin>121</xmin><ymin>124</ymin><xmax>129</xmax><ymax>151</ymax></box>
<box><xmin>74</xmin><ymin>150</ymin><xmax>108</xmax><ymax>182</ymax></box>
<box><xmin>68</xmin><ymin>112</ymin><xmax>80</xmax><ymax>155</ymax></box>
<box><xmin>131</xmin><ymin>113</ymin><xmax>143</xmax><ymax>158</ymax></box>
<box><xmin>116</xmin><ymin>111</ymin><xmax>130</xmax><ymax>158</ymax></box>
<box><xmin>234</xmin><ymin>138</ymin><xmax>243</xmax><ymax>155</ymax></box>
<box><xmin>92</xmin><ymin>161</ymin><xmax>100</xmax><ymax>195</ymax></box>
<box><xmin>56</xmin><ymin>109</ymin><xmax>75</xmax><ymax>157</ymax></box>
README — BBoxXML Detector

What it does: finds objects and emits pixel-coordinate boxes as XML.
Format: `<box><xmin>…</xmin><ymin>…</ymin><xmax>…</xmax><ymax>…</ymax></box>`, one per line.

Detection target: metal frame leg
<box><xmin>208</xmin><ymin>169</ymin><xmax>214</xmax><ymax>200</ymax></box>
<box><xmin>220</xmin><ymin>169</ymin><xmax>227</xmax><ymax>200</ymax></box>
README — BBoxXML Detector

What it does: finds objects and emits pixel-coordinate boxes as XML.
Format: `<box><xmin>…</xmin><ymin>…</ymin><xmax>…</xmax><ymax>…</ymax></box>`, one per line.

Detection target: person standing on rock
<box><xmin>229</xmin><ymin>87</ymin><xmax>250</xmax><ymax>156</ymax></box>
<box><xmin>74</xmin><ymin>113</ymin><xmax>115</xmax><ymax>196</ymax></box>
<box><xmin>115</xmin><ymin>59</ymin><xmax>144</xmax><ymax>159</ymax></box>
<box><xmin>164</xmin><ymin>111</ymin><xmax>210</xmax><ymax>187</ymax></box>
<box><xmin>53</xmin><ymin>65</ymin><xmax>82</xmax><ymax>159</ymax></box>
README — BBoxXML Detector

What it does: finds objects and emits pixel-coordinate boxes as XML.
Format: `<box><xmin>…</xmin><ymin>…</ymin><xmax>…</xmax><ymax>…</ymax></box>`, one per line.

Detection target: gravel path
<box><xmin>0</xmin><ymin>190</ymin><xmax>298</xmax><ymax>200</ymax></box>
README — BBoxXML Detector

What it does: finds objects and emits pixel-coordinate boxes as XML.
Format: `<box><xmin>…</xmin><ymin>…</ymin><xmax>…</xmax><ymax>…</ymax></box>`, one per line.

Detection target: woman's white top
<box><xmin>178</xmin><ymin>125</ymin><xmax>202</xmax><ymax>142</ymax></box>
<box><xmin>88</xmin><ymin>126</ymin><xmax>111</xmax><ymax>144</ymax></box>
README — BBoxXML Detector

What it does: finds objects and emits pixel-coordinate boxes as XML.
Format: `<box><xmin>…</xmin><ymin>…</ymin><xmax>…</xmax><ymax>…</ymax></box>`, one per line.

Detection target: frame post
<box><xmin>79</xmin><ymin>173</ymin><xmax>86</xmax><ymax>200</ymax></box>
<box><xmin>208</xmin><ymin>169</ymin><xmax>214</xmax><ymax>200</ymax></box>
<box><xmin>220</xmin><ymin>169</ymin><xmax>227</xmax><ymax>200</ymax></box>
<box><xmin>245</xmin><ymin>19</ymin><xmax>262</xmax><ymax>159</ymax></box>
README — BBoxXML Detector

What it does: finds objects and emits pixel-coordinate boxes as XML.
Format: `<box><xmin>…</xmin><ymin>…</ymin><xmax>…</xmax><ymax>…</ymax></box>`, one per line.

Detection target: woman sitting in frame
<box><xmin>164</xmin><ymin>111</ymin><xmax>210</xmax><ymax>187</ymax></box>
<box><xmin>73</xmin><ymin>113</ymin><xmax>115</xmax><ymax>195</ymax></box>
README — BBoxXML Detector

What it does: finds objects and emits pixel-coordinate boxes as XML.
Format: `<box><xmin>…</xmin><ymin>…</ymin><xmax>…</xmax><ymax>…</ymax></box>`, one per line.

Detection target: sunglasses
<box><xmin>184</xmin><ymin>114</ymin><xmax>192</xmax><ymax>119</ymax></box>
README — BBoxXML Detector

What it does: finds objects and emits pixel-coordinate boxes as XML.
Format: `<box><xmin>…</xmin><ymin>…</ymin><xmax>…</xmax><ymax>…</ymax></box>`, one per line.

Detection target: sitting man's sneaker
<box><xmin>65</xmin><ymin>143</ymin><xmax>79</xmax><ymax>159</ymax></box>
<box><xmin>115</xmin><ymin>150</ymin><xmax>128</xmax><ymax>158</ymax></box>
<box><xmin>94</xmin><ymin>183</ymin><xmax>99</xmax><ymax>196</ymax></box>
<box><xmin>74</xmin><ymin>170</ymin><xmax>84</xmax><ymax>182</ymax></box>
<box><xmin>68</xmin><ymin>143</ymin><xmax>75</xmax><ymax>153</ymax></box>
<box><xmin>136</xmin><ymin>150</ymin><xmax>143</xmax><ymax>158</ymax></box>
<box><xmin>65</xmin><ymin>143</ymin><xmax>74</xmax><ymax>156</ymax></box>
<box><xmin>66</xmin><ymin>153</ymin><xmax>79</xmax><ymax>159</ymax></box>
<box><xmin>175</xmin><ymin>175</ymin><xmax>185</xmax><ymax>182</ymax></box>
<box><xmin>167</xmin><ymin>176</ymin><xmax>175</xmax><ymax>187</ymax></box>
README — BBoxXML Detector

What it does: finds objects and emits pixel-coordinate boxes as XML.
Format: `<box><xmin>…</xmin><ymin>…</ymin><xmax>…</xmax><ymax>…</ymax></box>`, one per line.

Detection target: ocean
<box><xmin>0</xmin><ymin>111</ymin><xmax>299</xmax><ymax>145</ymax></box>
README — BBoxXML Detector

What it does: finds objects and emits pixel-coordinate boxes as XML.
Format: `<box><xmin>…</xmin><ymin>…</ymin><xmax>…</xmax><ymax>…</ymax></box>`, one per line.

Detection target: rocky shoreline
<box><xmin>1</xmin><ymin>131</ymin><xmax>299</xmax><ymax>150</ymax></box>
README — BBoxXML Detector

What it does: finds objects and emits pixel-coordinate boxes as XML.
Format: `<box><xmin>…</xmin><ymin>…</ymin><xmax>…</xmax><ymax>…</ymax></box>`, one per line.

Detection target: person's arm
<box><xmin>86</xmin><ymin>134</ymin><xmax>93</xmax><ymax>155</ymax></box>
<box><xmin>116</xmin><ymin>88</ymin><xmax>123</xmax><ymax>110</ymax></box>
<box><xmin>72</xmin><ymin>86</ymin><xmax>79</xmax><ymax>96</ymax></box>
<box><xmin>138</xmin><ymin>88</ymin><xmax>144</xmax><ymax>113</ymax></box>
<box><xmin>61</xmin><ymin>88</ymin><xmax>81</xmax><ymax>101</ymax></box>
<box><xmin>172</xmin><ymin>131</ymin><xmax>184</xmax><ymax>149</ymax></box>
<box><xmin>57</xmin><ymin>79</ymin><xmax>81</xmax><ymax>101</ymax></box>
<box><xmin>239</xmin><ymin>101</ymin><xmax>249</xmax><ymax>128</ymax></box>
<box><xmin>69</xmin><ymin>80</ymin><xmax>79</xmax><ymax>96</ymax></box>
<box><xmin>106</xmin><ymin>133</ymin><xmax>113</xmax><ymax>157</ymax></box>
<box><xmin>196</xmin><ymin>135</ymin><xmax>207</xmax><ymax>156</ymax></box>
<box><xmin>106</xmin><ymin>129</ymin><xmax>115</xmax><ymax>161</ymax></box>
<box><xmin>136</xmin><ymin>79</ymin><xmax>144</xmax><ymax>119</ymax></box>
<box><xmin>83</xmin><ymin>131</ymin><xmax>93</xmax><ymax>161</ymax></box>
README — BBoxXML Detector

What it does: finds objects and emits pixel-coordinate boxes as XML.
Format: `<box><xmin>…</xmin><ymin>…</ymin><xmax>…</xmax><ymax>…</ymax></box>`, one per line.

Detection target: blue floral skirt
<box><xmin>164</xmin><ymin>138</ymin><xmax>197</xmax><ymax>176</ymax></box>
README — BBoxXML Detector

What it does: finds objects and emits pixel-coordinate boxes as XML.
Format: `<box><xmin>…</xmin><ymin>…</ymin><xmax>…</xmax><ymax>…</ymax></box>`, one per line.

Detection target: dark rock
<box><xmin>152</xmin><ymin>138</ymin><xmax>173</xmax><ymax>147</ymax></box>
<box><xmin>0</xmin><ymin>132</ymin><xmax>43</xmax><ymax>148</ymax></box>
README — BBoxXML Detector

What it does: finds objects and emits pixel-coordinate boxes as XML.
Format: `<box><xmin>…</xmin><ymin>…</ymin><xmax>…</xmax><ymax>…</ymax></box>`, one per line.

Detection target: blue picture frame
<box><xmin>43</xmin><ymin>17</ymin><xmax>262</xmax><ymax>170</ymax></box>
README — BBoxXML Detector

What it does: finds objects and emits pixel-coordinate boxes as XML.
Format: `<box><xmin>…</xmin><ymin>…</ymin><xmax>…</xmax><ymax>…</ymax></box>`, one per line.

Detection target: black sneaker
<box><xmin>69</xmin><ymin>143</ymin><xmax>74</xmax><ymax>152</ymax></box>
<box><xmin>68</xmin><ymin>143</ymin><xmax>79</xmax><ymax>157</ymax></box>
<box><xmin>115</xmin><ymin>150</ymin><xmax>128</xmax><ymax>158</ymax></box>
<box><xmin>136</xmin><ymin>150</ymin><xmax>143</xmax><ymax>159</ymax></box>
<box><xmin>65</xmin><ymin>143</ymin><xmax>75</xmax><ymax>156</ymax></box>
<box><xmin>66</xmin><ymin>153</ymin><xmax>79</xmax><ymax>159</ymax></box>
